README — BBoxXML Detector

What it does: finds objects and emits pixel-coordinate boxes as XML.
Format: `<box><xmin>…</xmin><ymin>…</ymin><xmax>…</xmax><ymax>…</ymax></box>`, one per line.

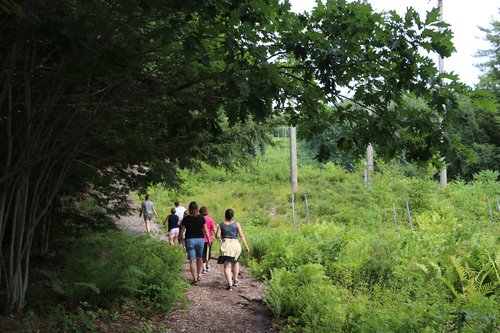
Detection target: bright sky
<box><xmin>288</xmin><ymin>0</ymin><xmax>500</xmax><ymax>87</ymax></box>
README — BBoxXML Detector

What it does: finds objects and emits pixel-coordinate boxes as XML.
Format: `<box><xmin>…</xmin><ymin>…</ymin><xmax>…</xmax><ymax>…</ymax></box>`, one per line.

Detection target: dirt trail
<box><xmin>117</xmin><ymin>198</ymin><xmax>276</xmax><ymax>333</ymax></box>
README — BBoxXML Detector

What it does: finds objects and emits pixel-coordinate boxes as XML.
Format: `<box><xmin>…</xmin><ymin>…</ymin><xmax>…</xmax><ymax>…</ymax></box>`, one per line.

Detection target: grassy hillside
<box><xmin>154</xmin><ymin>139</ymin><xmax>499</xmax><ymax>332</ymax></box>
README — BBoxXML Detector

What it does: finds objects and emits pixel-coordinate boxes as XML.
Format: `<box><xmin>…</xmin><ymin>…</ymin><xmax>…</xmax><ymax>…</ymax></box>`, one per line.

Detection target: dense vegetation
<box><xmin>0</xmin><ymin>0</ymin><xmax>469</xmax><ymax>311</ymax></box>
<box><xmin>0</xmin><ymin>0</ymin><xmax>499</xmax><ymax>329</ymax></box>
<box><xmin>158</xmin><ymin>140</ymin><xmax>499</xmax><ymax>332</ymax></box>
<box><xmin>2</xmin><ymin>137</ymin><xmax>497</xmax><ymax>331</ymax></box>
<box><xmin>0</xmin><ymin>231</ymin><xmax>186</xmax><ymax>332</ymax></box>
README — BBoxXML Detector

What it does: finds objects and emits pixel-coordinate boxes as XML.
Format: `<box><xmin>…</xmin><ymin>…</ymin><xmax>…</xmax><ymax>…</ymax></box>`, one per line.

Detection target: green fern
<box><xmin>486</xmin><ymin>251</ymin><xmax>499</xmax><ymax>283</ymax></box>
<box><xmin>37</xmin><ymin>269</ymin><xmax>66</xmax><ymax>296</ymax></box>
<box><xmin>420</xmin><ymin>256</ymin><xmax>499</xmax><ymax>302</ymax></box>
<box><xmin>264</xmin><ymin>268</ymin><xmax>286</xmax><ymax>319</ymax></box>
<box><xmin>451</xmin><ymin>256</ymin><xmax>498</xmax><ymax>301</ymax></box>
<box><xmin>73</xmin><ymin>282</ymin><xmax>100</xmax><ymax>295</ymax></box>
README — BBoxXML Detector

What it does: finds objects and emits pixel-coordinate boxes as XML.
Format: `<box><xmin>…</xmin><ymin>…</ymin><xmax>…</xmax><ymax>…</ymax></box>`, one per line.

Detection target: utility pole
<box><xmin>438</xmin><ymin>0</ymin><xmax>447</xmax><ymax>188</ymax></box>
<box><xmin>363</xmin><ymin>0</ymin><xmax>374</xmax><ymax>185</ymax></box>
<box><xmin>365</xmin><ymin>144</ymin><xmax>374</xmax><ymax>184</ymax></box>
<box><xmin>290</xmin><ymin>125</ymin><xmax>298</xmax><ymax>193</ymax></box>
<box><xmin>290</xmin><ymin>125</ymin><xmax>298</xmax><ymax>228</ymax></box>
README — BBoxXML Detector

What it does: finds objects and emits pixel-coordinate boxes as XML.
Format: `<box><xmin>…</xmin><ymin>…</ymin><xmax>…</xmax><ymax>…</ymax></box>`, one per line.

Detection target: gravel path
<box><xmin>117</xmin><ymin>196</ymin><xmax>276</xmax><ymax>333</ymax></box>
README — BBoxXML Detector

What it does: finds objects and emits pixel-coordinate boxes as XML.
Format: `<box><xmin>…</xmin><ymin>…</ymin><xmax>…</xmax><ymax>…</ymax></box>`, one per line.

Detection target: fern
<box><xmin>439</xmin><ymin>275</ymin><xmax>460</xmax><ymax>299</ymax></box>
<box><xmin>37</xmin><ymin>269</ymin><xmax>66</xmax><ymax>296</ymax></box>
<box><xmin>486</xmin><ymin>251</ymin><xmax>499</xmax><ymax>283</ymax></box>
<box><xmin>450</xmin><ymin>256</ymin><xmax>468</xmax><ymax>287</ymax></box>
<box><xmin>440</xmin><ymin>255</ymin><xmax>500</xmax><ymax>302</ymax></box>
<box><xmin>73</xmin><ymin>282</ymin><xmax>100</xmax><ymax>295</ymax></box>
<box><xmin>265</xmin><ymin>268</ymin><xmax>286</xmax><ymax>319</ymax></box>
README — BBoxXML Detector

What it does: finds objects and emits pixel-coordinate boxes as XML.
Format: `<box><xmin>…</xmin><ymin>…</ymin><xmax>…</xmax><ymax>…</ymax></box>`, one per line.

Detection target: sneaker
<box><xmin>233</xmin><ymin>279</ymin><xmax>240</xmax><ymax>286</ymax></box>
<box><xmin>226</xmin><ymin>285</ymin><xmax>234</xmax><ymax>291</ymax></box>
<box><xmin>206</xmin><ymin>266</ymin><xmax>210</xmax><ymax>271</ymax></box>
<box><xmin>202</xmin><ymin>269</ymin><xmax>208</xmax><ymax>274</ymax></box>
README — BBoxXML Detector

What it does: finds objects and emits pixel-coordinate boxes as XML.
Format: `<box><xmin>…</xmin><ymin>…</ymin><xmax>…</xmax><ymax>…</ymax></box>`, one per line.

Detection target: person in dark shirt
<box><xmin>179</xmin><ymin>201</ymin><xmax>209</xmax><ymax>285</ymax></box>
<box><xmin>163</xmin><ymin>207</ymin><xmax>179</xmax><ymax>246</ymax></box>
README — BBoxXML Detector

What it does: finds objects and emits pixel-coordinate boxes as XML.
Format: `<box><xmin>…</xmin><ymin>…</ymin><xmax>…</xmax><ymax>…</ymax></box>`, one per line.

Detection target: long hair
<box><xmin>225</xmin><ymin>208</ymin><xmax>234</xmax><ymax>221</ymax></box>
<box><xmin>188</xmin><ymin>201</ymin><xmax>199</xmax><ymax>216</ymax></box>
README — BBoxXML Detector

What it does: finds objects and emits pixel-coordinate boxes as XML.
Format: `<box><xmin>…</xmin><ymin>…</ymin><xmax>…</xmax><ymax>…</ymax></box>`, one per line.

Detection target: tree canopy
<box><xmin>442</xmin><ymin>14</ymin><xmax>500</xmax><ymax>180</ymax></box>
<box><xmin>1</xmin><ymin>0</ymin><xmax>467</xmax><ymax>312</ymax></box>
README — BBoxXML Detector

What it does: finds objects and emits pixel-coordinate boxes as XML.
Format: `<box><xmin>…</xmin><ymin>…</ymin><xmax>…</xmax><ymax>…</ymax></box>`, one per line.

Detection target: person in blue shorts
<box><xmin>179</xmin><ymin>201</ymin><xmax>209</xmax><ymax>285</ymax></box>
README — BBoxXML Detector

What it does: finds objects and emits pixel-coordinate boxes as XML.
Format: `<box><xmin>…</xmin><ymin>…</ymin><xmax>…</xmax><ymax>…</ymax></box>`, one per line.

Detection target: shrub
<box><xmin>265</xmin><ymin>264</ymin><xmax>344</xmax><ymax>332</ymax></box>
<box><xmin>63</xmin><ymin>232</ymin><xmax>186</xmax><ymax>311</ymax></box>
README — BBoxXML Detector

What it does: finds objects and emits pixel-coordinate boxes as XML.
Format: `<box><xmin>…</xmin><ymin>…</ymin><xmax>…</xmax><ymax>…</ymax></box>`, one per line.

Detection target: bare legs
<box><xmin>223</xmin><ymin>261</ymin><xmax>240</xmax><ymax>288</ymax></box>
<box><xmin>179</xmin><ymin>232</ymin><xmax>186</xmax><ymax>250</ymax></box>
<box><xmin>232</xmin><ymin>261</ymin><xmax>240</xmax><ymax>283</ymax></box>
<box><xmin>203</xmin><ymin>242</ymin><xmax>212</xmax><ymax>271</ymax></box>
<box><xmin>168</xmin><ymin>236</ymin><xmax>178</xmax><ymax>246</ymax></box>
<box><xmin>223</xmin><ymin>263</ymin><xmax>233</xmax><ymax>287</ymax></box>
<box><xmin>189</xmin><ymin>260</ymin><xmax>197</xmax><ymax>283</ymax></box>
<box><xmin>196</xmin><ymin>257</ymin><xmax>202</xmax><ymax>280</ymax></box>
<box><xmin>189</xmin><ymin>258</ymin><xmax>203</xmax><ymax>284</ymax></box>
<box><xmin>144</xmin><ymin>219</ymin><xmax>151</xmax><ymax>233</ymax></box>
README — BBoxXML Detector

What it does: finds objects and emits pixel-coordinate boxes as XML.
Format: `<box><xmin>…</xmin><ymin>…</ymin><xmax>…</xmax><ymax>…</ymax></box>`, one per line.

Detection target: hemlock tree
<box><xmin>1</xmin><ymin>0</ymin><xmax>463</xmax><ymax>312</ymax></box>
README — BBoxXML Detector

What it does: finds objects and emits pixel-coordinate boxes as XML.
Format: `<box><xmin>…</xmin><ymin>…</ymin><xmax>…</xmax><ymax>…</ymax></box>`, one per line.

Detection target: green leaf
<box><xmin>74</xmin><ymin>282</ymin><xmax>101</xmax><ymax>295</ymax></box>
<box><xmin>425</xmin><ymin>7</ymin><xmax>440</xmax><ymax>25</ymax></box>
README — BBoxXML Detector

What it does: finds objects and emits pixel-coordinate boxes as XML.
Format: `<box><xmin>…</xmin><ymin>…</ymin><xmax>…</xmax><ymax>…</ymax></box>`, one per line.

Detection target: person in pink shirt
<box><xmin>199</xmin><ymin>206</ymin><xmax>216</xmax><ymax>273</ymax></box>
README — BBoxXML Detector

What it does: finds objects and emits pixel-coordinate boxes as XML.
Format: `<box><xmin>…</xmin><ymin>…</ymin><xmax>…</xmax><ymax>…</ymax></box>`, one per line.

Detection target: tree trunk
<box><xmin>0</xmin><ymin>32</ymin><xmax>82</xmax><ymax>312</ymax></box>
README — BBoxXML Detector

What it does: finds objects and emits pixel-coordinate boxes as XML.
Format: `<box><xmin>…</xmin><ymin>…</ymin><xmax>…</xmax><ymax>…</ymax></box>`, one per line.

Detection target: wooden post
<box><xmin>366</xmin><ymin>144</ymin><xmax>374</xmax><ymax>185</ymax></box>
<box><xmin>362</xmin><ymin>162</ymin><xmax>368</xmax><ymax>184</ymax></box>
<box><xmin>392</xmin><ymin>203</ymin><xmax>397</xmax><ymax>227</ymax></box>
<box><xmin>486</xmin><ymin>195</ymin><xmax>494</xmax><ymax>224</ymax></box>
<box><xmin>406</xmin><ymin>200</ymin><xmax>414</xmax><ymax>231</ymax></box>
<box><xmin>305</xmin><ymin>195</ymin><xmax>310</xmax><ymax>224</ymax></box>
<box><xmin>290</xmin><ymin>126</ymin><xmax>298</xmax><ymax>193</ymax></box>
<box><xmin>153</xmin><ymin>181</ymin><xmax>166</xmax><ymax>200</ymax></box>
<box><xmin>290</xmin><ymin>123</ymin><xmax>297</xmax><ymax>228</ymax></box>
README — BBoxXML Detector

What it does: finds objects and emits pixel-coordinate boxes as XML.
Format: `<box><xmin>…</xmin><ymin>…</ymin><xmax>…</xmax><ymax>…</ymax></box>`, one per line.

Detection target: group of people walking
<box><xmin>139</xmin><ymin>196</ymin><xmax>249</xmax><ymax>291</ymax></box>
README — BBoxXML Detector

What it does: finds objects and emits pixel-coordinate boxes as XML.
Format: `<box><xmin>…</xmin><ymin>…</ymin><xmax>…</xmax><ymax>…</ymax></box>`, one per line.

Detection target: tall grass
<box><xmin>153</xmin><ymin>139</ymin><xmax>499</xmax><ymax>332</ymax></box>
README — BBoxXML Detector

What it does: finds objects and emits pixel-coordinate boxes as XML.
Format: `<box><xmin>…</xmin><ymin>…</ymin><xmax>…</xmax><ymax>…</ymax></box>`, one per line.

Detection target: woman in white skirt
<box><xmin>216</xmin><ymin>209</ymin><xmax>249</xmax><ymax>291</ymax></box>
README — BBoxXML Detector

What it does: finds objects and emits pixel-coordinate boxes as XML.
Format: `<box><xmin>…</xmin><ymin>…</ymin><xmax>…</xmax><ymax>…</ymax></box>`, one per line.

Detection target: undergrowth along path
<box><xmin>117</xmin><ymin>196</ymin><xmax>275</xmax><ymax>333</ymax></box>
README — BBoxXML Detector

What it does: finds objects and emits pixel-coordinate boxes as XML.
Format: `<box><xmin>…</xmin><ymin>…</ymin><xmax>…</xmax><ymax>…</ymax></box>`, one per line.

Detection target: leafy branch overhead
<box><xmin>0</xmin><ymin>0</ymin><xmax>471</xmax><ymax>313</ymax></box>
<box><xmin>1</xmin><ymin>0</ymin><xmax>464</xmax><ymax>190</ymax></box>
